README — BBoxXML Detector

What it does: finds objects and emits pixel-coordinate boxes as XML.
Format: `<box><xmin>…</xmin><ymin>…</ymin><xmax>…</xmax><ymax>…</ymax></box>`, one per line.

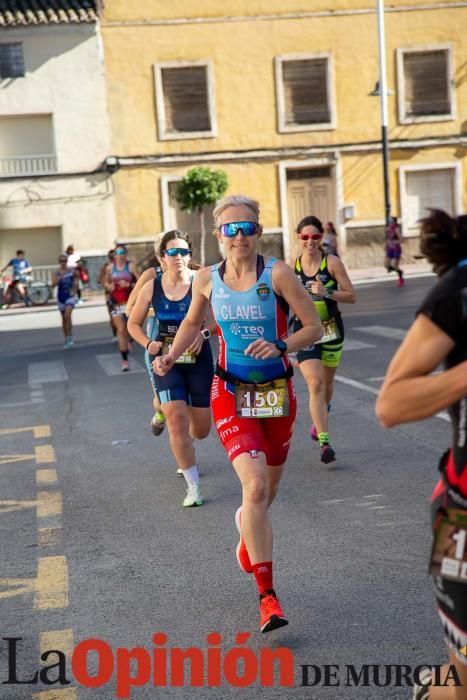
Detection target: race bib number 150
<box><xmin>235</xmin><ymin>378</ymin><xmax>289</xmax><ymax>418</ymax></box>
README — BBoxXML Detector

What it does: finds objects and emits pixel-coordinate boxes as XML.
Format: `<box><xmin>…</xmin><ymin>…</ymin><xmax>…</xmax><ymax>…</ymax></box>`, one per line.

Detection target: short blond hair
<box><xmin>213</xmin><ymin>195</ymin><xmax>260</xmax><ymax>227</ymax></box>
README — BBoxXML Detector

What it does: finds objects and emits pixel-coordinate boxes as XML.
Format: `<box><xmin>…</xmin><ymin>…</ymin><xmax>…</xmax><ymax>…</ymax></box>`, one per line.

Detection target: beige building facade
<box><xmin>102</xmin><ymin>0</ymin><xmax>467</xmax><ymax>266</ymax></box>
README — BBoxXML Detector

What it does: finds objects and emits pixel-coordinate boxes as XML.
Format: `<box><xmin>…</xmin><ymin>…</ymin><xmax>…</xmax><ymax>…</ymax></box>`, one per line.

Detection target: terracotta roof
<box><xmin>0</xmin><ymin>1</ymin><xmax>100</xmax><ymax>27</ymax></box>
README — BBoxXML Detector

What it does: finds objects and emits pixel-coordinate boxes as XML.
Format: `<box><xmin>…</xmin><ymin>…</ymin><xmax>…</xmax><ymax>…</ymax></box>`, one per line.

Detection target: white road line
<box><xmin>28</xmin><ymin>361</ymin><xmax>68</xmax><ymax>384</ymax></box>
<box><xmin>96</xmin><ymin>354</ymin><xmax>145</xmax><ymax>376</ymax></box>
<box><xmin>335</xmin><ymin>375</ymin><xmax>379</xmax><ymax>396</ymax></box>
<box><xmin>353</xmin><ymin>325</ymin><xmax>407</xmax><ymax>341</ymax></box>
<box><xmin>335</xmin><ymin>374</ymin><xmax>450</xmax><ymax>422</ymax></box>
<box><xmin>0</xmin><ymin>399</ymin><xmax>44</xmax><ymax>409</ymax></box>
<box><xmin>343</xmin><ymin>339</ymin><xmax>376</xmax><ymax>351</ymax></box>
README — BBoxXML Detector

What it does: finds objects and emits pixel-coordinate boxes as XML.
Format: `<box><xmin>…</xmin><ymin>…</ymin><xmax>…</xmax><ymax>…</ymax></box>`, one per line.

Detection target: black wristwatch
<box><xmin>201</xmin><ymin>328</ymin><xmax>211</xmax><ymax>340</ymax></box>
<box><xmin>274</xmin><ymin>339</ymin><xmax>288</xmax><ymax>356</ymax></box>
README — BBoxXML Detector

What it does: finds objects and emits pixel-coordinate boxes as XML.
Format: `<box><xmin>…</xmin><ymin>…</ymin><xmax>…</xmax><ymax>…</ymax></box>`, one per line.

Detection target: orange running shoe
<box><xmin>260</xmin><ymin>591</ymin><xmax>289</xmax><ymax>633</ymax></box>
<box><xmin>235</xmin><ymin>506</ymin><xmax>253</xmax><ymax>574</ymax></box>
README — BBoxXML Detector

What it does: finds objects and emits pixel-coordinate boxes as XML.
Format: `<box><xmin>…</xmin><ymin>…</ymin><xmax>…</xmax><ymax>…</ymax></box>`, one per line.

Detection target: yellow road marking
<box><xmin>0</xmin><ymin>454</ymin><xmax>35</xmax><ymax>465</ymax></box>
<box><xmin>37</xmin><ymin>492</ymin><xmax>62</xmax><ymax>518</ymax></box>
<box><xmin>36</xmin><ymin>469</ymin><xmax>58</xmax><ymax>485</ymax></box>
<box><xmin>0</xmin><ymin>577</ymin><xmax>36</xmax><ymax>599</ymax></box>
<box><xmin>0</xmin><ymin>425</ymin><xmax>51</xmax><ymax>438</ymax></box>
<box><xmin>35</xmin><ymin>445</ymin><xmax>56</xmax><ymax>464</ymax></box>
<box><xmin>38</xmin><ymin>527</ymin><xmax>62</xmax><ymax>548</ymax></box>
<box><xmin>35</xmin><ymin>557</ymin><xmax>68</xmax><ymax>610</ymax></box>
<box><xmin>32</xmin><ymin>690</ymin><xmax>78</xmax><ymax>699</ymax></box>
<box><xmin>0</xmin><ymin>499</ymin><xmax>37</xmax><ymax>514</ymax></box>
<box><xmin>40</xmin><ymin>629</ymin><xmax>74</xmax><ymax>659</ymax></box>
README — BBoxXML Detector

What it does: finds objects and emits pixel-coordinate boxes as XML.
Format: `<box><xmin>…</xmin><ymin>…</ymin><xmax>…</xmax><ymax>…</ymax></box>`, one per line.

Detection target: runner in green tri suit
<box><xmin>292</xmin><ymin>215</ymin><xmax>356</xmax><ymax>464</ymax></box>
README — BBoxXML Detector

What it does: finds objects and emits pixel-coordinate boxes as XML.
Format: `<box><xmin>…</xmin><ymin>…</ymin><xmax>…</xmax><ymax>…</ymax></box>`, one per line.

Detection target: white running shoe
<box><xmin>176</xmin><ymin>468</ymin><xmax>184</xmax><ymax>477</ymax></box>
<box><xmin>183</xmin><ymin>484</ymin><xmax>203</xmax><ymax>507</ymax></box>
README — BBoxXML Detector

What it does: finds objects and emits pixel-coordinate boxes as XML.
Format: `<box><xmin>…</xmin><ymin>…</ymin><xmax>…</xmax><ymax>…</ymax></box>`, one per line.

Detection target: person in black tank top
<box><xmin>292</xmin><ymin>215</ymin><xmax>356</xmax><ymax>464</ymax></box>
<box><xmin>377</xmin><ymin>209</ymin><xmax>467</xmax><ymax>698</ymax></box>
<box><xmin>126</xmin><ymin>251</ymin><xmax>167</xmax><ymax>438</ymax></box>
<box><xmin>128</xmin><ymin>231</ymin><xmax>215</xmax><ymax>508</ymax></box>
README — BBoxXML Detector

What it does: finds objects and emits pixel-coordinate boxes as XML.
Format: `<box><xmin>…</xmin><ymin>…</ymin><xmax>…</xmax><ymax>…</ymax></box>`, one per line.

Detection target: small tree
<box><xmin>176</xmin><ymin>167</ymin><xmax>228</xmax><ymax>265</ymax></box>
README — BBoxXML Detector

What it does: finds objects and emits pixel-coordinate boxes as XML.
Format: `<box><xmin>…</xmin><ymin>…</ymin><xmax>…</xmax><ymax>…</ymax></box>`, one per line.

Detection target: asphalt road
<box><xmin>0</xmin><ymin>277</ymin><xmax>456</xmax><ymax>699</ymax></box>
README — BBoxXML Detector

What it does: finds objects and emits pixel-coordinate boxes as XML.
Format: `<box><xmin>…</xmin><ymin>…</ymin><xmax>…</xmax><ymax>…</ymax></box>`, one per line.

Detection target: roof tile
<box><xmin>0</xmin><ymin>1</ymin><xmax>99</xmax><ymax>26</ymax></box>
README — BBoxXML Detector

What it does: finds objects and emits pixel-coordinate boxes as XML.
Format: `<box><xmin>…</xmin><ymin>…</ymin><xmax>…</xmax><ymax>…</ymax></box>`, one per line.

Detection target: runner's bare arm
<box><xmin>376</xmin><ymin>314</ymin><xmax>467</xmax><ymax>427</ymax></box>
<box><xmin>127</xmin><ymin>279</ymin><xmax>162</xmax><ymax>352</ymax></box>
<box><xmin>125</xmin><ymin>267</ymin><xmax>155</xmax><ymax>316</ymax></box>
<box><xmin>245</xmin><ymin>262</ymin><xmax>323</xmax><ymax>359</ymax></box>
<box><xmin>328</xmin><ymin>256</ymin><xmax>356</xmax><ymax>304</ymax></box>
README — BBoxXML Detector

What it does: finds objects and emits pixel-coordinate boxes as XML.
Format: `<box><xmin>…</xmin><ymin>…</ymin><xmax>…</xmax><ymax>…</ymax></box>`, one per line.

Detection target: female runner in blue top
<box><xmin>128</xmin><ymin>231</ymin><xmax>215</xmax><ymax>508</ymax></box>
<box><xmin>52</xmin><ymin>254</ymin><xmax>80</xmax><ymax>348</ymax></box>
<box><xmin>154</xmin><ymin>195</ymin><xmax>323</xmax><ymax>633</ymax></box>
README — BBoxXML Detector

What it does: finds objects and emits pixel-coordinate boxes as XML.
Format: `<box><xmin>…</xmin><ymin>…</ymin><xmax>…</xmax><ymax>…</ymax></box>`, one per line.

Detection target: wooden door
<box><xmin>287</xmin><ymin>177</ymin><xmax>335</xmax><ymax>262</ymax></box>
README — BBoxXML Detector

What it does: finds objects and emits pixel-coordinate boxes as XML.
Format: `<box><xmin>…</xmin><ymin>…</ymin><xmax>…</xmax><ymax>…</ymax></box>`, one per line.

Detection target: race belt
<box><xmin>315</xmin><ymin>318</ymin><xmax>340</xmax><ymax>344</ymax></box>
<box><xmin>215</xmin><ymin>364</ymin><xmax>292</xmax><ymax>419</ymax></box>
<box><xmin>161</xmin><ymin>336</ymin><xmax>196</xmax><ymax>364</ymax></box>
<box><xmin>429</xmin><ymin>507</ymin><xmax>467</xmax><ymax>583</ymax></box>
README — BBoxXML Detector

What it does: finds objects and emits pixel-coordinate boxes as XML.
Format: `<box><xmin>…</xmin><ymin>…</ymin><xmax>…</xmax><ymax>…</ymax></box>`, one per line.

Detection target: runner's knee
<box><xmin>242</xmin><ymin>476</ymin><xmax>268</xmax><ymax>505</ymax></box>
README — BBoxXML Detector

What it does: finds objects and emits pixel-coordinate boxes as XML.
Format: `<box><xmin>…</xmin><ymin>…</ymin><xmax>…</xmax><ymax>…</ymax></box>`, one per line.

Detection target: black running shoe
<box><xmin>320</xmin><ymin>443</ymin><xmax>336</xmax><ymax>464</ymax></box>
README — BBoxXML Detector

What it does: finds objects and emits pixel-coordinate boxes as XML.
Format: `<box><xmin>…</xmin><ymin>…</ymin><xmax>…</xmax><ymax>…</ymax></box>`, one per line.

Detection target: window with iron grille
<box><xmin>159</xmin><ymin>65</ymin><xmax>212</xmax><ymax>136</ymax></box>
<box><xmin>280</xmin><ymin>57</ymin><xmax>331</xmax><ymax>128</ymax></box>
<box><xmin>0</xmin><ymin>43</ymin><xmax>25</xmax><ymax>79</ymax></box>
<box><xmin>402</xmin><ymin>49</ymin><xmax>451</xmax><ymax>118</ymax></box>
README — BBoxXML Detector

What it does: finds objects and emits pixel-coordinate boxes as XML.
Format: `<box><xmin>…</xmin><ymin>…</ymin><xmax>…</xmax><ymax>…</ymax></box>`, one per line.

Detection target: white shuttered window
<box><xmin>154</xmin><ymin>62</ymin><xmax>216</xmax><ymax>140</ymax></box>
<box><xmin>275</xmin><ymin>54</ymin><xmax>334</xmax><ymax>132</ymax></box>
<box><xmin>406</xmin><ymin>168</ymin><xmax>455</xmax><ymax>229</ymax></box>
<box><xmin>404</xmin><ymin>50</ymin><xmax>450</xmax><ymax>116</ymax></box>
<box><xmin>397</xmin><ymin>46</ymin><xmax>454</xmax><ymax>123</ymax></box>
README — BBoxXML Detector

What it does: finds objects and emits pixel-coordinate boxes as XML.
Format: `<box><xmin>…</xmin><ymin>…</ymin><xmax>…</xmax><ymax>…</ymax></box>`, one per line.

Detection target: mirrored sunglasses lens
<box><xmin>221</xmin><ymin>222</ymin><xmax>256</xmax><ymax>237</ymax></box>
<box><xmin>165</xmin><ymin>248</ymin><xmax>191</xmax><ymax>257</ymax></box>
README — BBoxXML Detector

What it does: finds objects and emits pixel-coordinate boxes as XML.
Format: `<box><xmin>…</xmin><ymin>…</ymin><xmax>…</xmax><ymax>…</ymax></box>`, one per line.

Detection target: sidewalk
<box><xmin>349</xmin><ymin>260</ymin><xmax>433</xmax><ymax>285</ymax></box>
<box><xmin>0</xmin><ymin>261</ymin><xmax>433</xmax><ymax>317</ymax></box>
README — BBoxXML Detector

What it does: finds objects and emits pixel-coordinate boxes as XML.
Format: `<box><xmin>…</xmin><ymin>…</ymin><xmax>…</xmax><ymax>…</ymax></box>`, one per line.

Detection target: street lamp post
<box><xmin>376</xmin><ymin>0</ymin><xmax>391</xmax><ymax>225</ymax></box>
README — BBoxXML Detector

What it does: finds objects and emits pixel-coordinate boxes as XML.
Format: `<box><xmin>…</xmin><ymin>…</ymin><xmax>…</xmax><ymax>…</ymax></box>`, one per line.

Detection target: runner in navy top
<box><xmin>52</xmin><ymin>255</ymin><xmax>80</xmax><ymax>348</ymax></box>
<box><xmin>128</xmin><ymin>230</ymin><xmax>215</xmax><ymax>508</ymax></box>
<box><xmin>377</xmin><ymin>209</ymin><xmax>467</xmax><ymax>698</ymax></box>
<box><xmin>153</xmin><ymin>195</ymin><xmax>323</xmax><ymax>633</ymax></box>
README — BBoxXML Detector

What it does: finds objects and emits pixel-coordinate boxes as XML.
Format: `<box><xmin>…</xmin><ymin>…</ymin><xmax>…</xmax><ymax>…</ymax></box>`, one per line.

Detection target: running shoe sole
<box><xmin>261</xmin><ymin>615</ymin><xmax>289</xmax><ymax>633</ymax></box>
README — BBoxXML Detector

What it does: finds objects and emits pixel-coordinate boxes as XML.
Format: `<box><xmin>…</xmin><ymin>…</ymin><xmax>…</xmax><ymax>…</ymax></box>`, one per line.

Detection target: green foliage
<box><xmin>176</xmin><ymin>167</ymin><xmax>228</xmax><ymax>214</ymax></box>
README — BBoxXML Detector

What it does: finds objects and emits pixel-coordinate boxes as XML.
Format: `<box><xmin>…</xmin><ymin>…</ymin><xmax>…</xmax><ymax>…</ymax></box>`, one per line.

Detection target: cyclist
<box><xmin>52</xmin><ymin>254</ymin><xmax>80</xmax><ymax>348</ymax></box>
<box><xmin>377</xmin><ymin>209</ymin><xmax>467</xmax><ymax>700</ymax></box>
<box><xmin>103</xmin><ymin>244</ymin><xmax>138</xmax><ymax>371</ymax></box>
<box><xmin>128</xmin><ymin>231</ymin><xmax>215</xmax><ymax>506</ymax></box>
<box><xmin>154</xmin><ymin>195</ymin><xmax>323</xmax><ymax>633</ymax></box>
<box><xmin>292</xmin><ymin>215</ymin><xmax>355</xmax><ymax>464</ymax></box>
<box><xmin>0</xmin><ymin>249</ymin><xmax>33</xmax><ymax>306</ymax></box>
<box><xmin>125</xmin><ymin>249</ymin><xmax>166</xmax><ymax>437</ymax></box>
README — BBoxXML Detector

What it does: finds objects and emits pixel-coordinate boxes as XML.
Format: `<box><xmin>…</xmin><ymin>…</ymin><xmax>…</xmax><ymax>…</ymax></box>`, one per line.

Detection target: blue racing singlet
<box><xmin>211</xmin><ymin>256</ymin><xmax>290</xmax><ymax>384</ymax></box>
<box><xmin>151</xmin><ymin>272</ymin><xmax>194</xmax><ymax>340</ymax></box>
<box><xmin>57</xmin><ymin>269</ymin><xmax>76</xmax><ymax>303</ymax></box>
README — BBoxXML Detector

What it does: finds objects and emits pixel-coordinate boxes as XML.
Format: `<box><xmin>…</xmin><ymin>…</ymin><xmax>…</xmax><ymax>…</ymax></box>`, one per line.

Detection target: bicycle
<box><xmin>0</xmin><ymin>274</ymin><xmax>52</xmax><ymax>308</ymax></box>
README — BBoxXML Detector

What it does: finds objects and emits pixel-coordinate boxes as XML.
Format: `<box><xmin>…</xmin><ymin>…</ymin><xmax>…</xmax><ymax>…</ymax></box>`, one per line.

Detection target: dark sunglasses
<box><xmin>298</xmin><ymin>233</ymin><xmax>323</xmax><ymax>241</ymax></box>
<box><xmin>164</xmin><ymin>247</ymin><xmax>191</xmax><ymax>257</ymax></box>
<box><xmin>219</xmin><ymin>221</ymin><xmax>258</xmax><ymax>238</ymax></box>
